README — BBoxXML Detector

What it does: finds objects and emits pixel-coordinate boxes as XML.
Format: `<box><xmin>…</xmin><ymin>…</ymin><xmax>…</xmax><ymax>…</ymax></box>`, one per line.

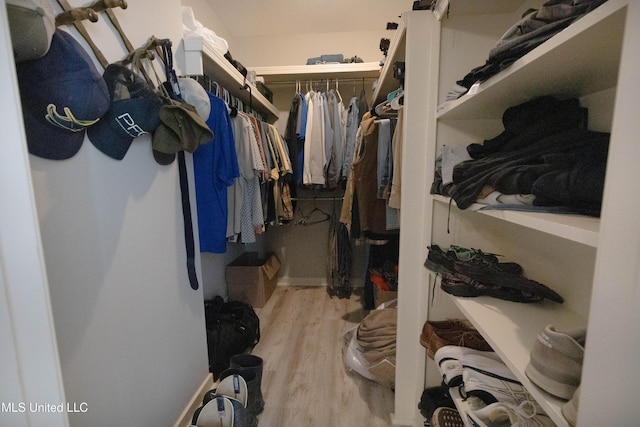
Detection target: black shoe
<box><xmin>425</xmin><ymin>245</ymin><xmax>523</xmax><ymax>275</ymax></box>
<box><xmin>440</xmin><ymin>272</ymin><xmax>545</xmax><ymax>304</ymax></box>
<box><xmin>425</xmin><ymin>245</ymin><xmax>456</xmax><ymax>274</ymax></box>
<box><xmin>453</xmin><ymin>261</ymin><xmax>563</xmax><ymax>303</ymax></box>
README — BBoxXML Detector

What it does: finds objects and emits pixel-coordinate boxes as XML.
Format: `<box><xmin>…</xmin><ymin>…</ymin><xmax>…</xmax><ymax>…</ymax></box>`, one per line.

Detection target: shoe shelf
<box><xmin>448</xmin><ymin>292</ymin><xmax>585</xmax><ymax>427</ymax></box>
<box><xmin>436</xmin><ymin>0</ymin><xmax>627</xmax><ymax>121</ymax></box>
<box><xmin>432</xmin><ymin>195</ymin><xmax>600</xmax><ymax>248</ymax></box>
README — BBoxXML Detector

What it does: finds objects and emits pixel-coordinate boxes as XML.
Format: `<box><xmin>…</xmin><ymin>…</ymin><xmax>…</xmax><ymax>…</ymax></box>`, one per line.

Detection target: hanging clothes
<box><xmin>303</xmin><ymin>90</ymin><xmax>326</xmax><ymax>186</ymax></box>
<box><xmin>342</xmin><ymin>95</ymin><xmax>360</xmax><ymax>181</ymax></box>
<box><xmin>328</xmin><ymin>88</ymin><xmax>346</xmax><ymax>185</ymax></box>
<box><xmin>286</xmin><ymin>85</ymin><xmax>349</xmax><ymax>189</ymax></box>
<box><xmin>388</xmin><ymin>107</ymin><xmax>404</xmax><ymax>210</ymax></box>
<box><xmin>327</xmin><ymin>206</ymin><xmax>352</xmax><ymax>299</ymax></box>
<box><xmin>352</xmin><ymin>112</ymin><xmax>389</xmax><ymax>236</ymax></box>
<box><xmin>228</xmin><ymin>113</ymin><xmax>264</xmax><ymax>243</ymax></box>
<box><xmin>322</xmin><ymin>91</ymin><xmax>337</xmax><ymax>188</ymax></box>
<box><xmin>193</xmin><ymin>93</ymin><xmax>240</xmax><ymax>254</ymax></box>
<box><xmin>284</xmin><ymin>93</ymin><xmax>302</xmax><ymax>183</ymax></box>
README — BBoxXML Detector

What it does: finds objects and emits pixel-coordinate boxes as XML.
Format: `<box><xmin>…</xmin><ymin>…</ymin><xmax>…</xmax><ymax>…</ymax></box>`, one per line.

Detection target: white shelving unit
<box><xmin>182</xmin><ymin>35</ymin><xmax>280</xmax><ymax>123</ymax></box>
<box><xmin>433</xmin><ymin>195</ymin><xmax>600</xmax><ymax>248</ymax></box>
<box><xmin>250</xmin><ymin>62</ymin><xmax>381</xmax><ymax>84</ymax></box>
<box><xmin>371</xmin><ymin>18</ymin><xmax>406</xmax><ymax>106</ymax></box>
<box><xmin>392</xmin><ymin>1</ymin><xmax>640</xmax><ymax>426</ymax></box>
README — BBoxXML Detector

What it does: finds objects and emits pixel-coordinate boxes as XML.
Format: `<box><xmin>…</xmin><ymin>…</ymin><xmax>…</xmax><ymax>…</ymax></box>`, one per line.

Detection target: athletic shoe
<box><xmin>425</xmin><ymin>245</ymin><xmax>457</xmax><ymax>274</ymax></box>
<box><xmin>468</xmin><ymin>401</ymin><xmax>555</xmax><ymax>427</ymax></box>
<box><xmin>418</xmin><ymin>384</ymin><xmax>456</xmax><ymax>420</ymax></box>
<box><xmin>440</xmin><ymin>271</ymin><xmax>545</xmax><ymax>303</ymax></box>
<box><xmin>431</xmin><ymin>407</ymin><xmax>465</xmax><ymax>427</ymax></box>
<box><xmin>525</xmin><ymin>325</ymin><xmax>586</xmax><ymax>400</ymax></box>
<box><xmin>561</xmin><ymin>386</ymin><xmax>580</xmax><ymax>426</ymax></box>
<box><xmin>462</xmin><ymin>354</ymin><xmax>535</xmax><ymax>408</ymax></box>
<box><xmin>453</xmin><ymin>261</ymin><xmax>563</xmax><ymax>303</ymax></box>
<box><xmin>434</xmin><ymin>345</ymin><xmax>502</xmax><ymax>387</ymax></box>
<box><xmin>448</xmin><ymin>245</ymin><xmax>522</xmax><ymax>275</ymax></box>
<box><xmin>425</xmin><ymin>245</ymin><xmax>522</xmax><ymax>275</ymax></box>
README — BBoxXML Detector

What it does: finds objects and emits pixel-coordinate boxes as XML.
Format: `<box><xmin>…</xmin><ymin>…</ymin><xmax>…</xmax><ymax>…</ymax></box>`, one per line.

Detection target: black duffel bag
<box><xmin>204</xmin><ymin>296</ymin><xmax>260</xmax><ymax>379</ymax></box>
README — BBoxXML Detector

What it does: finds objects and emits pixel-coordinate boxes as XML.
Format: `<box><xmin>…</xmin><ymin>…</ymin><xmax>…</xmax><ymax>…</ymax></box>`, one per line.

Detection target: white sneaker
<box><xmin>434</xmin><ymin>345</ymin><xmax>502</xmax><ymax>386</ymax></box>
<box><xmin>195</xmin><ymin>396</ymin><xmax>234</xmax><ymax>427</ymax></box>
<box><xmin>462</xmin><ymin>354</ymin><xmax>535</xmax><ymax>408</ymax></box>
<box><xmin>468</xmin><ymin>401</ymin><xmax>555</xmax><ymax>427</ymax></box>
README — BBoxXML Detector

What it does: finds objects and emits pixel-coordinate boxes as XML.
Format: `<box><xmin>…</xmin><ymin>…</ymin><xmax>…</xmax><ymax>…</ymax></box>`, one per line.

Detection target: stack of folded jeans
<box><xmin>424</xmin><ymin>244</ymin><xmax>563</xmax><ymax>304</ymax></box>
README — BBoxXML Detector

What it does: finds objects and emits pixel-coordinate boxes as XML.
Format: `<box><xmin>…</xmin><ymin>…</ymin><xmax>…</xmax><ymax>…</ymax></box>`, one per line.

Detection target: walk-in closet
<box><xmin>3</xmin><ymin>1</ymin><xmax>639</xmax><ymax>427</ymax></box>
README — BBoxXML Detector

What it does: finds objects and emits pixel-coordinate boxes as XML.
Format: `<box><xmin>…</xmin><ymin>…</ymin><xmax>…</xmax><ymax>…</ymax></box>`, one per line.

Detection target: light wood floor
<box><xmin>252</xmin><ymin>285</ymin><xmax>396</xmax><ymax>427</ymax></box>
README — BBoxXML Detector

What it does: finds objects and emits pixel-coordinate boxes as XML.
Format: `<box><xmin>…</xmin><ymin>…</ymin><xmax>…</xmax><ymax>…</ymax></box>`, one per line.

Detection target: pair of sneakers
<box><xmin>191</xmin><ymin>373</ymin><xmax>249</xmax><ymax>427</ymax></box>
<box><xmin>425</xmin><ymin>244</ymin><xmax>564</xmax><ymax>304</ymax></box>
<box><xmin>434</xmin><ymin>345</ymin><xmax>553</xmax><ymax>426</ymax></box>
<box><xmin>432</xmin><ymin>405</ymin><xmax>552</xmax><ymax>427</ymax></box>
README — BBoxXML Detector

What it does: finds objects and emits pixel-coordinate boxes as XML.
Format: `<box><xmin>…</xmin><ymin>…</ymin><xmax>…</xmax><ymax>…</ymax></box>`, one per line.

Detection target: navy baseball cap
<box><xmin>16</xmin><ymin>30</ymin><xmax>110</xmax><ymax>160</ymax></box>
<box><xmin>88</xmin><ymin>63</ymin><xmax>163</xmax><ymax>160</ymax></box>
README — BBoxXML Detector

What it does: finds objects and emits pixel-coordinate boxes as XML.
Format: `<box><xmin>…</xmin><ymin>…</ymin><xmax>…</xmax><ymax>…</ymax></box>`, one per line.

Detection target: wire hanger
<box><xmin>295</xmin><ymin>199</ymin><xmax>331</xmax><ymax>226</ymax></box>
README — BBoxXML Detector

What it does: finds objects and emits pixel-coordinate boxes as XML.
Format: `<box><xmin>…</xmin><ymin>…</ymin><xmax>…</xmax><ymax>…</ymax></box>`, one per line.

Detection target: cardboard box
<box><xmin>226</xmin><ymin>252</ymin><xmax>280</xmax><ymax>308</ymax></box>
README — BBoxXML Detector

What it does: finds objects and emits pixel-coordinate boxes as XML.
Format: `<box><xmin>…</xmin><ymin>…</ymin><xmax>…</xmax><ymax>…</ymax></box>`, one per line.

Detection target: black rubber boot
<box><xmin>230</xmin><ymin>354</ymin><xmax>265</xmax><ymax>414</ymax></box>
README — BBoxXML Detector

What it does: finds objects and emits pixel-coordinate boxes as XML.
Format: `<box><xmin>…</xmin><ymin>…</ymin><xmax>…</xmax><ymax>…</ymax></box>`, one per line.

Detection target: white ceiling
<box><xmin>206</xmin><ymin>0</ymin><xmax>416</xmax><ymax>38</ymax></box>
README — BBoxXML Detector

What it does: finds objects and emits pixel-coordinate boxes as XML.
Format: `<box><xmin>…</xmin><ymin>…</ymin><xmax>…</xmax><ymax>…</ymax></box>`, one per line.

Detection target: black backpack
<box><xmin>204</xmin><ymin>296</ymin><xmax>260</xmax><ymax>379</ymax></box>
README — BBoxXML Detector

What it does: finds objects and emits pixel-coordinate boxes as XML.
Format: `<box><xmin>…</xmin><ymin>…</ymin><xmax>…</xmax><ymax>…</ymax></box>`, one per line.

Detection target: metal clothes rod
<box><xmin>265</xmin><ymin>78</ymin><xmax>378</xmax><ymax>86</ymax></box>
<box><xmin>291</xmin><ymin>197</ymin><xmax>344</xmax><ymax>201</ymax></box>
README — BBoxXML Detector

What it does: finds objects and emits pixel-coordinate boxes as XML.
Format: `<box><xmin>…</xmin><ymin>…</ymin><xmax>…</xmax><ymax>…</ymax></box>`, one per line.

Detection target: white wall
<box><xmin>236</xmin><ymin>30</ymin><xmax>390</xmax><ymax>68</ymax></box>
<box><xmin>181</xmin><ymin>0</ymin><xmax>392</xmax><ymax>68</ymax></box>
<box><xmin>1</xmin><ymin>2</ymin><xmax>68</xmax><ymax>425</ymax></box>
<box><xmin>10</xmin><ymin>1</ymin><xmax>210</xmax><ymax>426</ymax></box>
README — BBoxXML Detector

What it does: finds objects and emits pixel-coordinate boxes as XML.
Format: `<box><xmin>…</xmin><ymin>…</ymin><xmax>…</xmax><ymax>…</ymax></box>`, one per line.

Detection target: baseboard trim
<box><xmin>391</xmin><ymin>412</ymin><xmax>416</xmax><ymax>427</ymax></box>
<box><xmin>173</xmin><ymin>374</ymin><xmax>214</xmax><ymax>427</ymax></box>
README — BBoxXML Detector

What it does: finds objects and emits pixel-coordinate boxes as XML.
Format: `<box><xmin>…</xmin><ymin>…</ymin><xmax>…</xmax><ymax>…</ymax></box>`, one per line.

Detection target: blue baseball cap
<box><xmin>87</xmin><ymin>63</ymin><xmax>163</xmax><ymax>160</ymax></box>
<box><xmin>16</xmin><ymin>30</ymin><xmax>109</xmax><ymax>160</ymax></box>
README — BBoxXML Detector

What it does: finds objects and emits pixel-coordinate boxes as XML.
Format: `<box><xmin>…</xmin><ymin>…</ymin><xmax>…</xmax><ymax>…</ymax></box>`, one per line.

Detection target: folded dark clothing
<box><xmin>489</xmin><ymin>162</ymin><xmax>561</xmax><ymax>195</ymax></box>
<box><xmin>532</xmin><ymin>135</ymin><xmax>609</xmax><ymax>215</ymax></box>
<box><xmin>456</xmin><ymin>0</ymin><xmax>609</xmax><ymax>90</ymax></box>
<box><xmin>452</xmin><ymin>128</ymin><xmax>608</xmax><ymax>209</ymax></box>
<box><xmin>467</xmin><ymin>97</ymin><xmax>586</xmax><ymax>159</ymax></box>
